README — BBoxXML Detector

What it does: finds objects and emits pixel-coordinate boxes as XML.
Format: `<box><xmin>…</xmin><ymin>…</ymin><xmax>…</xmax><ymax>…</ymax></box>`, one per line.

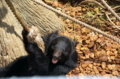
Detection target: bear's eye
<box><xmin>52</xmin><ymin>46</ymin><xmax>55</xmax><ymax>49</ymax></box>
<box><xmin>63</xmin><ymin>51</ymin><xmax>68</xmax><ymax>56</ymax></box>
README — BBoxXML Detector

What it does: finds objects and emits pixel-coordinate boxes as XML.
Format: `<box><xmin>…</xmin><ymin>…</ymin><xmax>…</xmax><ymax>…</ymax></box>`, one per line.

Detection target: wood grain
<box><xmin>0</xmin><ymin>0</ymin><xmax>27</xmax><ymax>66</ymax></box>
<box><xmin>9</xmin><ymin>0</ymin><xmax>65</xmax><ymax>36</ymax></box>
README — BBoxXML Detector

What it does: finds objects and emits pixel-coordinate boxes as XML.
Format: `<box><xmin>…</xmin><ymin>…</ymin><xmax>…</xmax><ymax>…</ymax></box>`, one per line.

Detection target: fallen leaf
<box><xmin>101</xmin><ymin>62</ymin><xmax>106</xmax><ymax>69</ymax></box>
<box><xmin>116</xmin><ymin>22</ymin><xmax>120</xmax><ymax>26</ymax></box>
<box><xmin>88</xmin><ymin>41</ymin><xmax>94</xmax><ymax>48</ymax></box>
<box><xmin>84</xmin><ymin>61</ymin><xmax>93</xmax><ymax>64</ymax></box>
<box><xmin>82</xmin><ymin>8</ymin><xmax>86</xmax><ymax>12</ymax></box>
<box><xmin>81</xmin><ymin>28</ymin><xmax>91</xmax><ymax>33</ymax></box>
<box><xmin>108</xmin><ymin>64</ymin><xmax>116</xmax><ymax>70</ymax></box>
<box><xmin>90</xmin><ymin>35</ymin><xmax>98</xmax><ymax>41</ymax></box>
<box><xmin>65</xmin><ymin>19</ymin><xmax>71</xmax><ymax>24</ymax></box>
<box><xmin>110</xmin><ymin>56</ymin><xmax>115</xmax><ymax>60</ymax></box>
<box><xmin>112</xmin><ymin>71</ymin><xmax>119</xmax><ymax>76</ymax></box>
<box><xmin>101</xmin><ymin>71</ymin><xmax>106</xmax><ymax>75</ymax></box>
<box><xmin>94</xmin><ymin>8</ymin><xmax>99</xmax><ymax>14</ymax></box>
<box><xmin>52</xmin><ymin>1</ymin><xmax>58</xmax><ymax>7</ymax></box>
<box><xmin>76</xmin><ymin>7</ymin><xmax>82</xmax><ymax>12</ymax></box>
<box><xmin>96</xmin><ymin>37</ymin><xmax>104</xmax><ymax>43</ymax></box>
<box><xmin>99</xmin><ymin>55</ymin><xmax>108</xmax><ymax>61</ymax></box>
<box><xmin>70</xmin><ymin>12</ymin><xmax>75</xmax><ymax>17</ymax></box>
<box><xmin>81</xmin><ymin>64</ymin><xmax>88</xmax><ymax>68</ymax></box>
<box><xmin>93</xmin><ymin>66</ymin><xmax>99</xmax><ymax>74</ymax></box>
<box><xmin>89</xmin><ymin>53</ymin><xmax>95</xmax><ymax>58</ymax></box>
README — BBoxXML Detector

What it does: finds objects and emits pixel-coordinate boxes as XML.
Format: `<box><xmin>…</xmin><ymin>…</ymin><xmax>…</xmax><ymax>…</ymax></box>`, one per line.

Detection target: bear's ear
<box><xmin>46</xmin><ymin>31</ymin><xmax>59</xmax><ymax>41</ymax></box>
<box><xmin>51</xmin><ymin>31</ymin><xmax>59</xmax><ymax>37</ymax></box>
<box><xmin>74</xmin><ymin>41</ymin><xmax>79</xmax><ymax>47</ymax></box>
<box><xmin>54</xmin><ymin>31</ymin><xmax>59</xmax><ymax>35</ymax></box>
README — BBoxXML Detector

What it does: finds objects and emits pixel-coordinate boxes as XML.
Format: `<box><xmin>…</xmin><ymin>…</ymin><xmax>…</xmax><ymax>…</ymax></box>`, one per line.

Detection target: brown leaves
<box><xmin>107</xmin><ymin>64</ymin><xmax>116</xmax><ymax>70</ymax></box>
<box><xmin>88</xmin><ymin>41</ymin><xmax>94</xmax><ymax>48</ymax></box>
<box><xmin>99</xmin><ymin>55</ymin><xmax>108</xmax><ymax>61</ymax></box>
<box><xmin>101</xmin><ymin>62</ymin><xmax>106</xmax><ymax>69</ymax></box>
<box><xmin>45</xmin><ymin>0</ymin><xmax>120</xmax><ymax>77</ymax></box>
<box><xmin>52</xmin><ymin>1</ymin><xmax>58</xmax><ymax>7</ymax></box>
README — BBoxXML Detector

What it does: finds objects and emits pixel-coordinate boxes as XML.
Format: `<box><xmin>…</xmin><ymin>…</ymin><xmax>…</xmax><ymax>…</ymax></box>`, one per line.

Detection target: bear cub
<box><xmin>4</xmin><ymin>30</ymin><xmax>78</xmax><ymax>77</ymax></box>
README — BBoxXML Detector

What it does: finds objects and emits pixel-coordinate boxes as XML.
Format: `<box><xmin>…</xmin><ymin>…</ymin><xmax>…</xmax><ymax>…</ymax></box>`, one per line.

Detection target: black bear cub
<box><xmin>4</xmin><ymin>30</ymin><xmax>78</xmax><ymax>77</ymax></box>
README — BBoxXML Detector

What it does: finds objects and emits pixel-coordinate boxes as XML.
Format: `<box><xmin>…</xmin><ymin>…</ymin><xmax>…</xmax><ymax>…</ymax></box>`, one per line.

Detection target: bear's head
<box><xmin>46</xmin><ymin>31</ymin><xmax>78</xmax><ymax>64</ymax></box>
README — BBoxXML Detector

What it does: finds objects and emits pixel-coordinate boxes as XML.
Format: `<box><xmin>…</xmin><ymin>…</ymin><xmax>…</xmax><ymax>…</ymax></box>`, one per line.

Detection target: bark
<box><xmin>0</xmin><ymin>0</ymin><xmax>64</xmax><ymax>68</ymax></box>
<box><xmin>9</xmin><ymin>0</ymin><xmax>65</xmax><ymax>36</ymax></box>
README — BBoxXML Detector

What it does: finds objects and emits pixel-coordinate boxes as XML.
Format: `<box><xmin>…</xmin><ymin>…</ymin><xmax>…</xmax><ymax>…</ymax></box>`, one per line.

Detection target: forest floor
<box><xmin>45</xmin><ymin>0</ymin><xmax>120</xmax><ymax>78</ymax></box>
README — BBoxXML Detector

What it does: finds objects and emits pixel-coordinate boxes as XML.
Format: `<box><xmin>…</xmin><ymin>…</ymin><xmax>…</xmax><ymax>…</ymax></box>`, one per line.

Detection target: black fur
<box><xmin>4</xmin><ymin>30</ymin><xmax>78</xmax><ymax>77</ymax></box>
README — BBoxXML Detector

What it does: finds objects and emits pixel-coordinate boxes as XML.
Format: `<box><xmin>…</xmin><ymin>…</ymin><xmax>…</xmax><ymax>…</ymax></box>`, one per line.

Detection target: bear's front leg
<box><xmin>25</xmin><ymin>42</ymin><xmax>50</xmax><ymax>75</ymax></box>
<box><xmin>22</xmin><ymin>30</ymin><xmax>49</xmax><ymax>75</ymax></box>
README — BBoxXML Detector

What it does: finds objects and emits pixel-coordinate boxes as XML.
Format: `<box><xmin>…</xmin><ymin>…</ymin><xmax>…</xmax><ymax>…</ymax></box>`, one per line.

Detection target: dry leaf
<box><xmin>99</xmin><ymin>55</ymin><xmax>108</xmax><ymax>61</ymax></box>
<box><xmin>112</xmin><ymin>71</ymin><xmax>119</xmax><ymax>76</ymax></box>
<box><xmin>86</xmin><ymin>40</ymin><xmax>91</xmax><ymax>44</ymax></box>
<box><xmin>101</xmin><ymin>71</ymin><xmax>106</xmax><ymax>75</ymax></box>
<box><xmin>94</xmin><ymin>8</ymin><xmax>99</xmax><ymax>14</ymax></box>
<box><xmin>81</xmin><ymin>28</ymin><xmax>91</xmax><ymax>33</ymax></box>
<box><xmin>94</xmin><ymin>51</ymin><xmax>101</xmax><ymax>58</ymax></box>
<box><xmin>116</xmin><ymin>22</ymin><xmax>120</xmax><ymax>26</ymax></box>
<box><xmin>106</xmin><ymin>46</ymin><xmax>112</xmax><ymax>51</ymax></box>
<box><xmin>107</xmin><ymin>51</ymin><xmax>111</xmax><ymax>55</ymax></box>
<box><xmin>76</xmin><ymin>7</ymin><xmax>82</xmax><ymax>12</ymax></box>
<box><xmin>79</xmin><ymin>65</ymin><xmax>85</xmax><ymax>74</ymax></box>
<box><xmin>88</xmin><ymin>41</ymin><xmax>94</xmax><ymax>48</ymax></box>
<box><xmin>88</xmin><ymin>64</ymin><xmax>93</xmax><ymax>69</ymax></box>
<box><xmin>110</xmin><ymin>56</ymin><xmax>115</xmax><ymax>60</ymax></box>
<box><xmin>81</xmin><ymin>64</ymin><xmax>88</xmax><ymax>68</ymax></box>
<box><xmin>93</xmin><ymin>66</ymin><xmax>99</xmax><ymax>74</ymax></box>
<box><xmin>98</xmin><ymin>34</ymin><xmax>103</xmax><ymax>38</ymax></box>
<box><xmin>65</xmin><ymin>19</ymin><xmax>71</xmax><ymax>24</ymax></box>
<box><xmin>108</xmin><ymin>64</ymin><xmax>116</xmax><ymax>70</ymax></box>
<box><xmin>82</xmin><ymin>8</ymin><xmax>86</xmax><ymax>12</ymax></box>
<box><xmin>77</xmin><ymin>13</ymin><xmax>82</xmax><ymax>16</ymax></box>
<box><xmin>89</xmin><ymin>53</ymin><xmax>95</xmax><ymax>58</ymax></box>
<box><xmin>101</xmin><ymin>62</ymin><xmax>106</xmax><ymax>69</ymax></box>
<box><xmin>58</xmin><ymin>2</ymin><xmax>63</xmax><ymax>7</ymax></box>
<box><xmin>70</xmin><ymin>12</ymin><xmax>75</xmax><ymax>17</ymax></box>
<box><xmin>52</xmin><ymin>1</ymin><xmax>58</xmax><ymax>7</ymax></box>
<box><xmin>84</xmin><ymin>61</ymin><xmax>93</xmax><ymax>64</ymax></box>
<box><xmin>90</xmin><ymin>35</ymin><xmax>98</xmax><ymax>41</ymax></box>
<box><xmin>96</xmin><ymin>37</ymin><xmax>104</xmax><ymax>43</ymax></box>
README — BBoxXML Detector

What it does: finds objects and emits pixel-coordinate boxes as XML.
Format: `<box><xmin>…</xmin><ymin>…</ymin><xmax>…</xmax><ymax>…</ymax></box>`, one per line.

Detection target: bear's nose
<box><xmin>53</xmin><ymin>49</ymin><xmax>62</xmax><ymax>59</ymax></box>
<box><xmin>53</xmin><ymin>56</ymin><xmax>59</xmax><ymax>60</ymax></box>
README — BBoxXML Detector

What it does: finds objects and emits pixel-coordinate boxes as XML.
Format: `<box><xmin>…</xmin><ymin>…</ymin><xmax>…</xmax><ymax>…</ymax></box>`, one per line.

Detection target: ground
<box><xmin>45</xmin><ymin>0</ymin><xmax>120</xmax><ymax>78</ymax></box>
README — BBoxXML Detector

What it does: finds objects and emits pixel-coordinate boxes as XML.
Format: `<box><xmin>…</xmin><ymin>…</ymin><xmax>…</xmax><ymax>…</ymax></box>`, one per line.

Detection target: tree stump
<box><xmin>0</xmin><ymin>0</ymin><xmax>64</xmax><ymax>68</ymax></box>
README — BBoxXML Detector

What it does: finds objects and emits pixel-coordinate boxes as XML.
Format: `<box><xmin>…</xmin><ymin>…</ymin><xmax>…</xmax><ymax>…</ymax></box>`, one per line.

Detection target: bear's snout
<box><xmin>52</xmin><ymin>49</ymin><xmax>63</xmax><ymax>64</ymax></box>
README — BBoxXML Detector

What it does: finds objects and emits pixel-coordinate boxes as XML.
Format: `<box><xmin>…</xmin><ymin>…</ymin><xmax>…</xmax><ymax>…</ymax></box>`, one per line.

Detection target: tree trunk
<box><xmin>9</xmin><ymin>0</ymin><xmax>65</xmax><ymax>36</ymax></box>
<box><xmin>0</xmin><ymin>0</ymin><xmax>64</xmax><ymax>68</ymax></box>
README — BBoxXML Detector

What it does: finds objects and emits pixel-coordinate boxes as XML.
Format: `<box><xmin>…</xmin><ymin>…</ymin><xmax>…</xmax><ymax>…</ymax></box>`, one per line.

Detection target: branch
<box><xmin>105</xmin><ymin>13</ymin><xmax>120</xmax><ymax>30</ymax></box>
<box><xmin>101</xmin><ymin>0</ymin><xmax>120</xmax><ymax>21</ymax></box>
<box><xmin>80</xmin><ymin>0</ymin><xmax>105</xmax><ymax>8</ymax></box>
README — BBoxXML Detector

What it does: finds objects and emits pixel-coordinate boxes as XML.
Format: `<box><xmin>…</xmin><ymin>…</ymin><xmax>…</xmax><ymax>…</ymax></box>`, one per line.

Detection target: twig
<box><xmin>79</xmin><ymin>0</ymin><xmax>105</xmax><ymax>8</ymax></box>
<box><xmin>113</xmin><ymin>6</ymin><xmax>120</xmax><ymax>10</ymax></box>
<box><xmin>105</xmin><ymin>13</ymin><xmax>120</xmax><ymax>30</ymax></box>
<box><xmin>101</xmin><ymin>0</ymin><xmax>120</xmax><ymax>21</ymax></box>
<box><xmin>33</xmin><ymin>0</ymin><xmax>120</xmax><ymax>43</ymax></box>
